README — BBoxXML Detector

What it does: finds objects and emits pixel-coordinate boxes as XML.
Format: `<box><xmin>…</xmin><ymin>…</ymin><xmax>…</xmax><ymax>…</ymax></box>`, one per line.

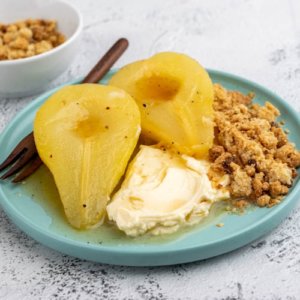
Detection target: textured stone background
<box><xmin>1</xmin><ymin>0</ymin><xmax>300</xmax><ymax>299</ymax></box>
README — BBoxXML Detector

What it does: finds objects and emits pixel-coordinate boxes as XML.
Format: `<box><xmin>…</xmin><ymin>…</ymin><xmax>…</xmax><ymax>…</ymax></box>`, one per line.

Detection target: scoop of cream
<box><xmin>106</xmin><ymin>146</ymin><xmax>229</xmax><ymax>236</ymax></box>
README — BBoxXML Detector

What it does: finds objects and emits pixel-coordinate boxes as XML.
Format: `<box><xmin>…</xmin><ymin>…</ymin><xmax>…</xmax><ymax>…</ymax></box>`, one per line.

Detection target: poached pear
<box><xmin>109</xmin><ymin>52</ymin><xmax>214</xmax><ymax>158</ymax></box>
<box><xmin>34</xmin><ymin>84</ymin><xmax>141</xmax><ymax>229</ymax></box>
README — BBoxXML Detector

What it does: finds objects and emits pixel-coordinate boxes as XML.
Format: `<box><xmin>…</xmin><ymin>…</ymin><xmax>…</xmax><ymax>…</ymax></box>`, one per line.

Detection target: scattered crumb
<box><xmin>232</xmin><ymin>199</ymin><xmax>249</xmax><ymax>209</ymax></box>
<box><xmin>216</xmin><ymin>223</ymin><xmax>224</xmax><ymax>228</ymax></box>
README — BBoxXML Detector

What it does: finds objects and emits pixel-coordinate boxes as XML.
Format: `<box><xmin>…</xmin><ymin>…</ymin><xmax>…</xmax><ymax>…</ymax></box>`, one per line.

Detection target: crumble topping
<box><xmin>0</xmin><ymin>19</ymin><xmax>65</xmax><ymax>60</ymax></box>
<box><xmin>209</xmin><ymin>84</ymin><xmax>300</xmax><ymax>207</ymax></box>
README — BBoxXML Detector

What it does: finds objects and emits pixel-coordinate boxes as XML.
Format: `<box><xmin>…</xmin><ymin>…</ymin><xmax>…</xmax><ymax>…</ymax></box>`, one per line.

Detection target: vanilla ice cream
<box><xmin>107</xmin><ymin>146</ymin><xmax>229</xmax><ymax>236</ymax></box>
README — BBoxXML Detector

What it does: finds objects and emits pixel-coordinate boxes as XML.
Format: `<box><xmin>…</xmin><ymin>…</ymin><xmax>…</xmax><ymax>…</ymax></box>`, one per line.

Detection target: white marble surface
<box><xmin>1</xmin><ymin>0</ymin><xmax>300</xmax><ymax>299</ymax></box>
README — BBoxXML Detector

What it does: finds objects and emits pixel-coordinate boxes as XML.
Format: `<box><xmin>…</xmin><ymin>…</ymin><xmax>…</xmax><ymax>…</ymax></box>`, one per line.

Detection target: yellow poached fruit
<box><xmin>34</xmin><ymin>84</ymin><xmax>141</xmax><ymax>229</ymax></box>
<box><xmin>109</xmin><ymin>52</ymin><xmax>214</xmax><ymax>157</ymax></box>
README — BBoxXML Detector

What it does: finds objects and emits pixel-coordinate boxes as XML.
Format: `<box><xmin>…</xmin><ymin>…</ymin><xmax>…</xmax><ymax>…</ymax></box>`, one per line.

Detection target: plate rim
<box><xmin>0</xmin><ymin>68</ymin><xmax>299</xmax><ymax>264</ymax></box>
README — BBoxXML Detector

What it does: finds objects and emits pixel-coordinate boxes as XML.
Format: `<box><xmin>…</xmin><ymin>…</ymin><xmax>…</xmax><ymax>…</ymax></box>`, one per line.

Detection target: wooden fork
<box><xmin>0</xmin><ymin>38</ymin><xmax>129</xmax><ymax>183</ymax></box>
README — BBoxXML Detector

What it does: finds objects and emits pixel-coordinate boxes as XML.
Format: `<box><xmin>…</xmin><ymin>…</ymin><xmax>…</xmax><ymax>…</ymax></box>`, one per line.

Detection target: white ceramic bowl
<box><xmin>0</xmin><ymin>0</ymin><xmax>82</xmax><ymax>98</ymax></box>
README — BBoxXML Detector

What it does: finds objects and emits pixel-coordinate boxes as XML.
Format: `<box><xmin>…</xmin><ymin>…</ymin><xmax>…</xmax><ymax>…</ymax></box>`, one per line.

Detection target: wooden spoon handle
<box><xmin>82</xmin><ymin>38</ymin><xmax>129</xmax><ymax>84</ymax></box>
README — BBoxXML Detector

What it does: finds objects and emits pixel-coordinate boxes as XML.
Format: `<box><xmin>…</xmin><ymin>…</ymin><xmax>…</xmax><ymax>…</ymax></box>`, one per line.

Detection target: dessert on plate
<box><xmin>33</xmin><ymin>52</ymin><xmax>300</xmax><ymax>237</ymax></box>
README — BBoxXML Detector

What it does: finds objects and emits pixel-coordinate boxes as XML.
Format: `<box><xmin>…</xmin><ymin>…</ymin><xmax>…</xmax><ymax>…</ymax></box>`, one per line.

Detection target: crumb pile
<box><xmin>209</xmin><ymin>84</ymin><xmax>300</xmax><ymax>207</ymax></box>
<box><xmin>0</xmin><ymin>19</ymin><xmax>65</xmax><ymax>60</ymax></box>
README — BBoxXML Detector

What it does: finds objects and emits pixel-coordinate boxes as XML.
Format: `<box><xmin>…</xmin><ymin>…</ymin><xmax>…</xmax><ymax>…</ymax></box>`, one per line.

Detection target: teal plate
<box><xmin>0</xmin><ymin>69</ymin><xmax>299</xmax><ymax>267</ymax></box>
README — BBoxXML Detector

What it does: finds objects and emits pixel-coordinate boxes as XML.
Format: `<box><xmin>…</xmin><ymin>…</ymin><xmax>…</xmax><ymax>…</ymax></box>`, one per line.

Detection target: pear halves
<box><xmin>34</xmin><ymin>84</ymin><xmax>141</xmax><ymax>229</ymax></box>
<box><xmin>109</xmin><ymin>52</ymin><xmax>214</xmax><ymax>158</ymax></box>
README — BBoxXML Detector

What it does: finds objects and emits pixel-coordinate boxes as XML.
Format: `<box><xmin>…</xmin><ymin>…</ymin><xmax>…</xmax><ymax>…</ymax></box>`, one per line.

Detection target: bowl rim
<box><xmin>0</xmin><ymin>0</ymin><xmax>83</xmax><ymax>66</ymax></box>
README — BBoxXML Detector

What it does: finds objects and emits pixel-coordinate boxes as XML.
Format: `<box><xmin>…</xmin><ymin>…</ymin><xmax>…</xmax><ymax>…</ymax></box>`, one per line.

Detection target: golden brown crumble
<box><xmin>231</xmin><ymin>199</ymin><xmax>249</xmax><ymax>209</ymax></box>
<box><xmin>0</xmin><ymin>19</ymin><xmax>65</xmax><ymax>60</ymax></box>
<box><xmin>209</xmin><ymin>84</ymin><xmax>300</xmax><ymax>207</ymax></box>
